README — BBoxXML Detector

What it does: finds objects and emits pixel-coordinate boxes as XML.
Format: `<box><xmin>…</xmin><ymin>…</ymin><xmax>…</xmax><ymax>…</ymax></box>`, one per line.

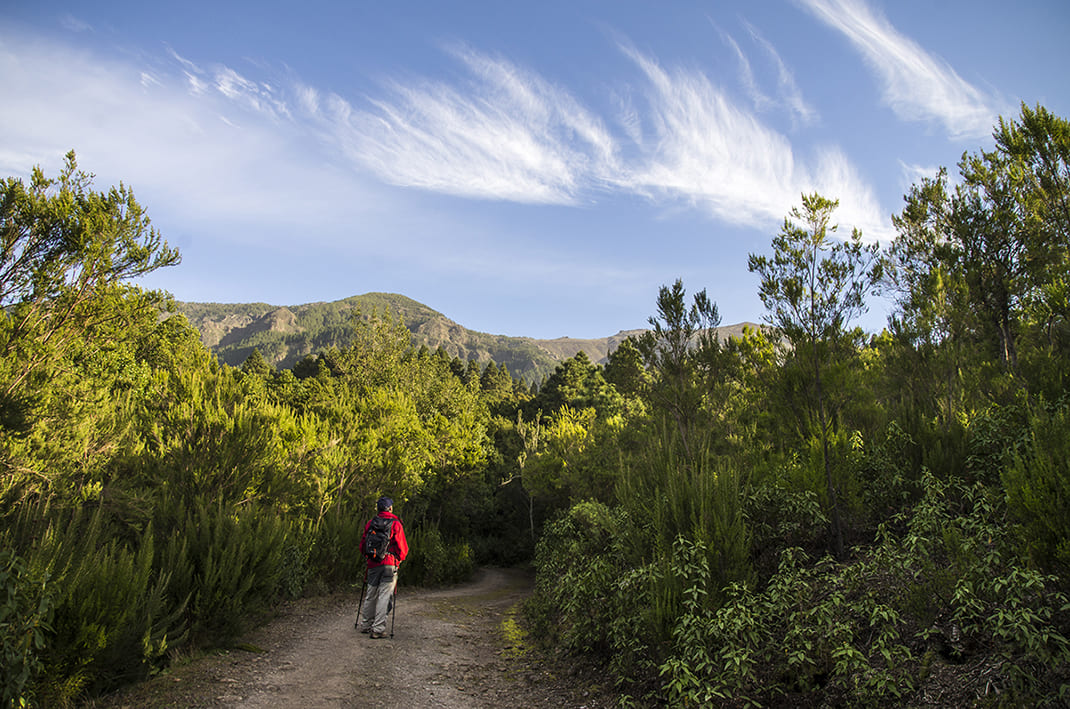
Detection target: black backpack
<box><xmin>363</xmin><ymin>516</ymin><xmax>394</xmax><ymax>562</ymax></box>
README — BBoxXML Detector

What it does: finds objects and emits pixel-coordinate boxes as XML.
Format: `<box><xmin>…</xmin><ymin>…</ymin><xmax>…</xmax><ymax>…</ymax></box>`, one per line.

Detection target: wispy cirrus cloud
<box><xmin>614</xmin><ymin>45</ymin><xmax>891</xmax><ymax>241</ymax></box>
<box><xmin>167</xmin><ymin>48</ymin><xmax>292</xmax><ymax>121</ymax></box>
<box><xmin>0</xmin><ymin>24</ymin><xmax>890</xmax><ymax>244</ymax></box>
<box><xmin>742</xmin><ymin>21</ymin><xmax>817</xmax><ymax>127</ymax></box>
<box><xmin>303</xmin><ymin>43</ymin><xmax>619</xmax><ymax>205</ymax></box>
<box><xmin>796</xmin><ymin>0</ymin><xmax>998</xmax><ymax>139</ymax></box>
<box><xmin>716</xmin><ymin>20</ymin><xmax>816</xmax><ymax>128</ymax></box>
<box><xmin>59</xmin><ymin>14</ymin><xmax>92</xmax><ymax>33</ymax></box>
<box><xmin>719</xmin><ymin>28</ymin><xmax>775</xmax><ymax>114</ymax></box>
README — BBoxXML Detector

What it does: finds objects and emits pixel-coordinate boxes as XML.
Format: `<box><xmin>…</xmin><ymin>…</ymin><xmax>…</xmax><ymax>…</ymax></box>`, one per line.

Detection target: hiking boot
<box><xmin>369</xmin><ymin>631</ymin><xmax>387</xmax><ymax>639</ymax></box>
<box><xmin>358</xmin><ymin>627</ymin><xmax>370</xmax><ymax>634</ymax></box>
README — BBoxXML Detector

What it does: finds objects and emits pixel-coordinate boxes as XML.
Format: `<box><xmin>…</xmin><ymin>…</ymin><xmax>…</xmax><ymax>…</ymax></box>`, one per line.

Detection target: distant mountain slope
<box><xmin>176</xmin><ymin>293</ymin><xmax>757</xmax><ymax>382</ymax></box>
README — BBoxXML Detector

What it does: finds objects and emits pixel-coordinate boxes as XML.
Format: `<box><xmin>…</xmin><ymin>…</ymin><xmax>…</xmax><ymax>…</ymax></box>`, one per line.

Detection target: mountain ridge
<box><xmin>176</xmin><ymin>292</ymin><xmax>758</xmax><ymax>382</ymax></box>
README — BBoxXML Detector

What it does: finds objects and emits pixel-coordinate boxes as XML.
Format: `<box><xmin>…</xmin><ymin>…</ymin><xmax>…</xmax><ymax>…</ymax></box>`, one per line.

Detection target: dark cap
<box><xmin>376</xmin><ymin>496</ymin><xmax>394</xmax><ymax>511</ymax></box>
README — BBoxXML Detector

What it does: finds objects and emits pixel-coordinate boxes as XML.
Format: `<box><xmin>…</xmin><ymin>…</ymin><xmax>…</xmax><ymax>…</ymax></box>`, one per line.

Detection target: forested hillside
<box><xmin>177</xmin><ymin>293</ymin><xmax>751</xmax><ymax>383</ymax></box>
<box><xmin>2</xmin><ymin>105</ymin><xmax>1069</xmax><ymax>708</ymax></box>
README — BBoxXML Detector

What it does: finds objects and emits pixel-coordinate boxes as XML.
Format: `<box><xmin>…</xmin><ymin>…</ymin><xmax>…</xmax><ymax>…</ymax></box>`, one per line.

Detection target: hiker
<box><xmin>357</xmin><ymin>496</ymin><xmax>409</xmax><ymax>639</ymax></box>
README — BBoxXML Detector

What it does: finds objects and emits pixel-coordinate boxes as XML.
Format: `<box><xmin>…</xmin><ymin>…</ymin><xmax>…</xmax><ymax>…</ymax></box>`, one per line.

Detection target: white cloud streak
<box><xmin>796</xmin><ymin>0</ymin><xmax>998</xmax><ymax>139</ymax></box>
<box><xmin>743</xmin><ymin>21</ymin><xmax>817</xmax><ymax>127</ymax></box>
<box><xmin>716</xmin><ymin>20</ymin><xmax>816</xmax><ymax>127</ymax></box>
<box><xmin>720</xmin><ymin>28</ymin><xmax>775</xmax><ymax>115</ymax></box>
<box><xmin>0</xmin><ymin>24</ymin><xmax>893</xmax><ymax>246</ymax></box>
<box><xmin>308</xmin><ymin>44</ymin><xmax>619</xmax><ymax>205</ymax></box>
<box><xmin>613</xmin><ymin>45</ymin><xmax>891</xmax><ymax>241</ymax></box>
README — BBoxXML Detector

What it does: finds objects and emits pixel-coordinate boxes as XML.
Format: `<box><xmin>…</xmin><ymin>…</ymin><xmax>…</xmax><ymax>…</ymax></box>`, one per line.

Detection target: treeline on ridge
<box><xmin>177</xmin><ymin>292</ymin><xmax>655</xmax><ymax>384</ymax></box>
<box><xmin>1</xmin><ymin>104</ymin><xmax>1069</xmax><ymax>707</ymax></box>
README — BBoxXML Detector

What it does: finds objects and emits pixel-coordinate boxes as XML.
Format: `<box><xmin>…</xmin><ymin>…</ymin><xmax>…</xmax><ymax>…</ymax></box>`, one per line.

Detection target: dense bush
<box><xmin>18</xmin><ymin>508</ymin><xmax>182</xmax><ymax>704</ymax></box>
<box><xmin>527</xmin><ymin>442</ymin><xmax>756</xmax><ymax>702</ymax></box>
<box><xmin>525</xmin><ymin>501</ymin><xmax>656</xmax><ymax>689</ymax></box>
<box><xmin>655</xmin><ymin>473</ymin><xmax>1070</xmax><ymax>707</ymax></box>
<box><xmin>400</xmin><ymin>522</ymin><xmax>473</xmax><ymax>587</ymax></box>
<box><xmin>1</xmin><ymin>550</ymin><xmax>53</xmax><ymax>708</ymax></box>
<box><xmin>1004</xmin><ymin>401</ymin><xmax>1070</xmax><ymax>586</ymax></box>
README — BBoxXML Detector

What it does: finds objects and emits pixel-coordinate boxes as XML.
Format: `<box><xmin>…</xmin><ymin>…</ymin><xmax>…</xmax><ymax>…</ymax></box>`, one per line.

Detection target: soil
<box><xmin>87</xmin><ymin>567</ymin><xmax>620</xmax><ymax>709</ymax></box>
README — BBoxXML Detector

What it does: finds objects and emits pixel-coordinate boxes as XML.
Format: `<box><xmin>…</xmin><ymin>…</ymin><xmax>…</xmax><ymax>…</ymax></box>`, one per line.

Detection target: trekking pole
<box><xmin>389</xmin><ymin>564</ymin><xmax>399</xmax><ymax>639</ymax></box>
<box><xmin>390</xmin><ymin>581</ymin><xmax>398</xmax><ymax>638</ymax></box>
<box><xmin>354</xmin><ymin>567</ymin><xmax>367</xmax><ymax>629</ymax></box>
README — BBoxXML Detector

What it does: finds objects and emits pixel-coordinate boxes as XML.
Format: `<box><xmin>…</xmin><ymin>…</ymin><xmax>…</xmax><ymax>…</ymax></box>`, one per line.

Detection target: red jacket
<box><xmin>362</xmin><ymin>511</ymin><xmax>408</xmax><ymax>568</ymax></box>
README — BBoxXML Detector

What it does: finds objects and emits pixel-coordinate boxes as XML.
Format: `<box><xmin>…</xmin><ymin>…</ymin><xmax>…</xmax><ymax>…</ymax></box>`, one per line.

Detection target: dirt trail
<box><xmin>94</xmin><ymin>568</ymin><xmax>616</xmax><ymax>708</ymax></box>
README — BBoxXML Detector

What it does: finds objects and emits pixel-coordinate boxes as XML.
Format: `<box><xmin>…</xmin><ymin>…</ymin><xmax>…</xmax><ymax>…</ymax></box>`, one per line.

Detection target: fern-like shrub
<box><xmin>0</xmin><ymin>550</ymin><xmax>53</xmax><ymax>708</ymax></box>
<box><xmin>178</xmin><ymin>500</ymin><xmax>291</xmax><ymax>642</ymax></box>
<box><xmin>305</xmin><ymin>501</ymin><xmax>367</xmax><ymax>588</ymax></box>
<box><xmin>27</xmin><ymin>510</ymin><xmax>186</xmax><ymax>705</ymax></box>
<box><xmin>1003</xmin><ymin>401</ymin><xmax>1070</xmax><ymax>586</ymax></box>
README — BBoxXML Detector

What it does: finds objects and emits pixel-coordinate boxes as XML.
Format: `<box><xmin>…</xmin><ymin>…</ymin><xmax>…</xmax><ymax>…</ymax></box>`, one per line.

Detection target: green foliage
<box><xmin>604</xmin><ymin>337</ymin><xmax>650</xmax><ymax>401</ymax></box>
<box><xmin>655</xmin><ymin>472</ymin><xmax>1070</xmax><ymax>707</ymax></box>
<box><xmin>401</xmin><ymin>522</ymin><xmax>473</xmax><ymax>587</ymax></box>
<box><xmin>852</xmin><ymin>419</ymin><xmax>922</xmax><ymax>524</ymax></box>
<box><xmin>525</xmin><ymin>405</ymin><xmax>630</xmax><ymax>506</ymax></box>
<box><xmin>304</xmin><ymin>500</ymin><xmax>367</xmax><ymax>588</ymax></box>
<box><xmin>1004</xmin><ymin>402</ymin><xmax>1070</xmax><ymax>584</ymax></box>
<box><xmin>616</xmin><ymin>424</ymin><xmax>754</xmax><ymax>612</ymax></box>
<box><xmin>526</xmin><ymin>500</ymin><xmax>657</xmax><ymax>690</ymax></box>
<box><xmin>240</xmin><ymin>348</ymin><xmax>274</xmax><ymax>376</ymax></box>
<box><xmin>529</xmin><ymin>423</ymin><xmax>754</xmax><ymax>700</ymax></box>
<box><xmin>744</xmin><ymin>475</ymin><xmax>828</xmax><ymax>579</ymax></box>
<box><xmin>535</xmin><ymin>351</ymin><xmax>623</xmax><ymax>419</ymax></box>
<box><xmin>0</xmin><ymin>550</ymin><xmax>53</xmax><ymax>708</ymax></box>
<box><xmin>23</xmin><ymin>507</ymin><xmax>185</xmax><ymax>703</ymax></box>
<box><xmin>749</xmin><ymin>192</ymin><xmax>883</xmax><ymax>560</ymax></box>
<box><xmin>0</xmin><ymin>152</ymin><xmax>179</xmax><ymax>438</ymax></box>
<box><xmin>660</xmin><ymin>543</ymin><xmax>917</xmax><ymax>707</ymax></box>
<box><xmin>888</xmin><ymin>103</ymin><xmax>1070</xmax><ymax>389</ymax></box>
<box><xmin>889</xmin><ymin>474</ymin><xmax>1070</xmax><ymax>703</ymax></box>
<box><xmin>176</xmin><ymin>501</ymin><xmax>292</xmax><ymax>642</ymax></box>
<box><xmin>636</xmin><ymin>279</ymin><xmax>723</xmax><ymax>462</ymax></box>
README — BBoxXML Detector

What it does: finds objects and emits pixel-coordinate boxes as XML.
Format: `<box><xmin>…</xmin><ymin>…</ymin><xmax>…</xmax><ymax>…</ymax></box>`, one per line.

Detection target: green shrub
<box><xmin>306</xmin><ymin>502</ymin><xmax>367</xmax><ymax>588</ymax></box>
<box><xmin>401</xmin><ymin>522</ymin><xmax>473</xmax><ymax>587</ymax></box>
<box><xmin>1004</xmin><ymin>402</ymin><xmax>1070</xmax><ymax>584</ymax></box>
<box><xmin>855</xmin><ymin>420</ymin><xmax>923</xmax><ymax>526</ymax></box>
<box><xmin>180</xmin><ymin>500</ymin><xmax>291</xmax><ymax>642</ymax></box>
<box><xmin>616</xmin><ymin>425</ymin><xmax>754</xmax><ymax>629</ymax></box>
<box><xmin>659</xmin><ymin>544</ymin><xmax>916</xmax><ymax>707</ymax></box>
<box><xmin>654</xmin><ymin>472</ymin><xmax>1070</xmax><ymax>706</ymax></box>
<box><xmin>528</xmin><ymin>501</ymin><xmax>625</xmax><ymax>652</ymax></box>
<box><xmin>908</xmin><ymin>476</ymin><xmax>1070</xmax><ymax>702</ymax></box>
<box><xmin>527</xmin><ymin>501</ymin><xmax>663</xmax><ymax>699</ymax></box>
<box><xmin>27</xmin><ymin>510</ymin><xmax>186</xmax><ymax>704</ymax></box>
<box><xmin>744</xmin><ymin>474</ymin><xmax>827</xmax><ymax>580</ymax></box>
<box><xmin>0</xmin><ymin>550</ymin><xmax>53</xmax><ymax>708</ymax></box>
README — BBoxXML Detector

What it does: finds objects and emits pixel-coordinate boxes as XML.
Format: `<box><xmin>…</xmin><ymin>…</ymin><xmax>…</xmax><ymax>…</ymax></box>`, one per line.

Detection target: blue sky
<box><xmin>1</xmin><ymin>1</ymin><xmax>1067</xmax><ymax>339</ymax></box>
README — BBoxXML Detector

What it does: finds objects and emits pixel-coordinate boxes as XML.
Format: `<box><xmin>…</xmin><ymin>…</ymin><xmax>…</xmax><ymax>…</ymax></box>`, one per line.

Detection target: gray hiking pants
<box><xmin>358</xmin><ymin>564</ymin><xmax>397</xmax><ymax>634</ymax></box>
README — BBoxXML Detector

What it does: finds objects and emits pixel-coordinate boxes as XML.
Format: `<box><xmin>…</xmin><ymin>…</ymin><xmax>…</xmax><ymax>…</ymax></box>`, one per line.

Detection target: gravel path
<box><xmin>91</xmin><ymin>567</ymin><xmax>618</xmax><ymax>708</ymax></box>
